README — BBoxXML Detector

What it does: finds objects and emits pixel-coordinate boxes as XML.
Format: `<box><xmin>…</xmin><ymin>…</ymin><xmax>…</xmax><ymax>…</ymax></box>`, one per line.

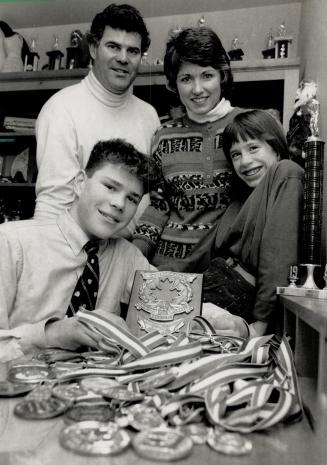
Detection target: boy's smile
<box><xmin>70</xmin><ymin>162</ymin><xmax>143</xmax><ymax>240</ymax></box>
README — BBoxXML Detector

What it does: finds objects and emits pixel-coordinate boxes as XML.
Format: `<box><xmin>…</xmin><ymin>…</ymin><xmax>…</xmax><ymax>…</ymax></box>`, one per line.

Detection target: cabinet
<box><xmin>0</xmin><ymin>132</ymin><xmax>36</xmax><ymax>221</ymax></box>
<box><xmin>0</xmin><ymin>58</ymin><xmax>300</xmax><ymax>219</ymax></box>
<box><xmin>281</xmin><ymin>295</ymin><xmax>327</xmax><ymax>396</ymax></box>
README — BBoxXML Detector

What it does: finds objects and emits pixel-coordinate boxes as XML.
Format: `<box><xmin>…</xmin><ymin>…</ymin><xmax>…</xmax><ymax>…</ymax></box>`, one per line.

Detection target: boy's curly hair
<box><xmin>85</xmin><ymin>139</ymin><xmax>158</xmax><ymax>194</ymax></box>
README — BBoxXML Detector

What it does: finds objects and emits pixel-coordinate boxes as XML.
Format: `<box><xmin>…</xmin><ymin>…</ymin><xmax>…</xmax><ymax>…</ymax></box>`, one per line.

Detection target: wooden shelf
<box><xmin>0</xmin><ymin>182</ymin><xmax>35</xmax><ymax>187</ymax></box>
<box><xmin>0</xmin><ymin>132</ymin><xmax>35</xmax><ymax>138</ymax></box>
<box><xmin>0</xmin><ymin>58</ymin><xmax>300</xmax><ymax>131</ymax></box>
<box><xmin>281</xmin><ymin>295</ymin><xmax>327</xmax><ymax>396</ymax></box>
<box><xmin>0</xmin><ymin>58</ymin><xmax>300</xmax><ymax>90</ymax></box>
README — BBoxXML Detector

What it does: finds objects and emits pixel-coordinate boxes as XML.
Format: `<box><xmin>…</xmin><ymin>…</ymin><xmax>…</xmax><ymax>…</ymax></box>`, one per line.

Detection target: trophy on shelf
<box><xmin>228</xmin><ymin>35</ymin><xmax>244</xmax><ymax>61</ymax></box>
<box><xmin>46</xmin><ymin>36</ymin><xmax>64</xmax><ymax>70</ymax></box>
<box><xmin>24</xmin><ymin>37</ymin><xmax>39</xmax><ymax>71</ymax></box>
<box><xmin>262</xmin><ymin>29</ymin><xmax>275</xmax><ymax>59</ymax></box>
<box><xmin>277</xmin><ymin>80</ymin><xmax>326</xmax><ymax>299</ymax></box>
<box><xmin>273</xmin><ymin>22</ymin><xmax>293</xmax><ymax>59</ymax></box>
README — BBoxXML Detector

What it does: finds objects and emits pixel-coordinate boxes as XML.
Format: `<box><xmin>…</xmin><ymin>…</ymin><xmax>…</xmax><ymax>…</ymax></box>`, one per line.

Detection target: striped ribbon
<box><xmin>76</xmin><ymin>310</ymin><xmax>303</xmax><ymax>432</ymax></box>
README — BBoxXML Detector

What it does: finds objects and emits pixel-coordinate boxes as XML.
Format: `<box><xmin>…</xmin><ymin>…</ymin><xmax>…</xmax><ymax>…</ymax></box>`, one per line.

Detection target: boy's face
<box><xmin>70</xmin><ymin>162</ymin><xmax>144</xmax><ymax>240</ymax></box>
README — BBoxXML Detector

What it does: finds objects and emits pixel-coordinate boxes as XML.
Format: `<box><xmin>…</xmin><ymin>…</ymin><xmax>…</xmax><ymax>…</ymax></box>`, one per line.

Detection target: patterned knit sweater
<box><xmin>134</xmin><ymin>108</ymin><xmax>244</xmax><ymax>268</ymax></box>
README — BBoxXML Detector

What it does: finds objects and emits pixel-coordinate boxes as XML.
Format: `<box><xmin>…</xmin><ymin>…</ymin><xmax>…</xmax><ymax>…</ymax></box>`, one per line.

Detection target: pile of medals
<box><xmin>0</xmin><ymin>312</ymin><xmax>302</xmax><ymax>459</ymax></box>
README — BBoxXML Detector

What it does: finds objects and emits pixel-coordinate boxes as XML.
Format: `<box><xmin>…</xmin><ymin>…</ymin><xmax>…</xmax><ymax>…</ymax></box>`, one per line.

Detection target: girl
<box><xmin>194</xmin><ymin>109</ymin><xmax>304</xmax><ymax>337</ymax></box>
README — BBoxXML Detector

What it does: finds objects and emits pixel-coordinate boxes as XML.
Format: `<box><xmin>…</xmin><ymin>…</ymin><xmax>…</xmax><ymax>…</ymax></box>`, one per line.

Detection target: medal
<box><xmin>8</xmin><ymin>364</ymin><xmax>51</xmax><ymax>384</ymax></box>
<box><xmin>14</xmin><ymin>396</ymin><xmax>70</xmax><ymax>420</ymax></box>
<box><xmin>80</xmin><ymin>376</ymin><xmax>119</xmax><ymax>395</ymax></box>
<box><xmin>133</xmin><ymin>428</ymin><xmax>193</xmax><ymax>461</ymax></box>
<box><xmin>60</xmin><ymin>421</ymin><xmax>130</xmax><ymax>456</ymax></box>
<box><xmin>102</xmin><ymin>386</ymin><xmax>144</xmax><ymax>402</ymax></box>
<box><xmin>64</xmin><ymin>401</ymin><xmax>115</xmax><ymax>424</ymax></box>
<box><xmin>0</xmin><ymin>380</ymin><xmax>35</xmax><ymax>397</ymax></box>
<box><xmin>207</xmin><ymin>428</ymin><xmax>253</xmax><ymax>456</ymax></box>
<box><xmin>124</xmin><ymin>404</ymin><xmax>166</xmax><ymax>431</ymax></box>
<box><xmin>177</xmin><ymin>423</ymin><xmax>210</xmax><ymax>445</ymax></box>
<box><xmin>52</xmin><ymin>382</ymin><xmax>100</xmax><ymax>402</ymax></box>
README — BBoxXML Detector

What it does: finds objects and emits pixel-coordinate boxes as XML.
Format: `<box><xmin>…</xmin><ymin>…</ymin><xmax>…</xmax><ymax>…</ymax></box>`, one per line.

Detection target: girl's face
<box><xmin>176</xmin><ymin>62</ymin><xmax>222</xmax><ymax>116</ymax></box>
<box><xmin>230</xmin><ymin>137</ymin><xmax>279</xmax><ymax>188</ymax></box>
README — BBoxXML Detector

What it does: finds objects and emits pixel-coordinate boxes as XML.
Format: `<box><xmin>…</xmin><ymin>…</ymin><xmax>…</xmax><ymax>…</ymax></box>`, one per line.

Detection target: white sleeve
<box><xmin>34</xmin><ymin>99</ymin><xmax>80</xmax><ymax>219</ymax></box>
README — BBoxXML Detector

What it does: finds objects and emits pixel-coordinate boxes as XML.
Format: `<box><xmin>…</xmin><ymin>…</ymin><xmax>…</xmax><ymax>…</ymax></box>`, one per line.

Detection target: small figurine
<box><xmin>278</xmin><ymin>22</ymin><xmax>287</xmax><ymax>37</ymax></box>
<box><xmin>198</xmin><ymin>16</ymin><xmax>206</xmax><ymax>28</ymax></box>
<box><xmin>287</xmin><ymin>79</ymin><xmax>320</xmax><ymax>165</ymax></box>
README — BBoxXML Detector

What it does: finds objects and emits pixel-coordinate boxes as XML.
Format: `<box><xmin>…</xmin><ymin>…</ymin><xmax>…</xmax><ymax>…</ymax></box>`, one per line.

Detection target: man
<box><xmin>0</xmin><ymin>139</ymin><xmax>157</xmax><ymax>362</ymax></box>
<box><xmin>34</xmin><ymin>3</ymin><xmax>160</xmax><ymax>235</ymax></box>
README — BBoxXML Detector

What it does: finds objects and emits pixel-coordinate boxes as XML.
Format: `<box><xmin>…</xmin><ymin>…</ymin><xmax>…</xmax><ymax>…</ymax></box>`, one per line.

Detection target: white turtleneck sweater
<box><xmin>34</xmin><ymin>70</ymin><xmax>160</xmax><ymax>234</ymax></box>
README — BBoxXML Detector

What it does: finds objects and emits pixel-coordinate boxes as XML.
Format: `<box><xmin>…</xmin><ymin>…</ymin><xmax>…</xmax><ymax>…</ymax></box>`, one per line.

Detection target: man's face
<box><xmin>90</xmin><ymin>26</ymin><xmax>142</xmax><ymax>94</ymax></box>
<box><xmin>70</xmin><ymin>162</ymin><xmax>144</xmax><ymax>240</ymax></box>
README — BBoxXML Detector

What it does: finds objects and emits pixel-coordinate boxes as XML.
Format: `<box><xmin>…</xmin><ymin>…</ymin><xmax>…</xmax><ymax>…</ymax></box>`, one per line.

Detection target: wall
<box><xmin>16</xmin><ymin>3</ymin><xmax>301</xmax><ymax>69</ymax></box>
<box><xmin>298</xmin><ymin>0</ymin><xmax>327</xmax><ymax>263</ymax></box>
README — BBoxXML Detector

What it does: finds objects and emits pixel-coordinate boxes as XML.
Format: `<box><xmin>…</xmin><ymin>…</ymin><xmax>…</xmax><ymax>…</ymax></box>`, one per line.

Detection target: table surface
<box><xmin>0</xmin><ymin>361</ymin><xmax>325</xmax><ymax>465</ymax></box>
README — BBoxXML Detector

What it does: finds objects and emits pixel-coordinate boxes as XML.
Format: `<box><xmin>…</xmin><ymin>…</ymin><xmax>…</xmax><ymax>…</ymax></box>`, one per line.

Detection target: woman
<box><xmin>133</xmin><ymin>27</ymin><xmax>244</xmax><ymax>269</ymax></box>
<box><xmin>190</xmin><ymin>109</ymin><xmax>304</xmax><ymax>337</ymax></box>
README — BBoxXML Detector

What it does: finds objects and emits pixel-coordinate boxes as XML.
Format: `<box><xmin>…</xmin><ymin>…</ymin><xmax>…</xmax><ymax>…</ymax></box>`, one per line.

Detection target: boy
<box><xmin>0</xmin><ymin>139</ymin><xmax>157</xmax><ymax>362</ymax></box>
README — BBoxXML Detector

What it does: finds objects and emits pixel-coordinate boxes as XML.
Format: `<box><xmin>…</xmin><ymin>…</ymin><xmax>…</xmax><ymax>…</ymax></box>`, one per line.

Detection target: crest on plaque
<box><xmin>126</xmin><ymin>271</ymin><xmax>203</xmax><ymax>337</ymax></box>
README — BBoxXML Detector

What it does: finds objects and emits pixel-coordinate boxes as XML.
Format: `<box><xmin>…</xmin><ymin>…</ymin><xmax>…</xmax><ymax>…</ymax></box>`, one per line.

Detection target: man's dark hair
<box><xmin>164</xmin><ymin>27</ymin><xmax>233</xmax><ymax>100</ymax></box>
<box><xmin>85</xmin><ymin>139</ymin><xmax>157</xmax><ymax>194</ymax></box>
<box><xmin>87</xmin><ymin>3</ymin><xmax>150</xmax><ymax>53</ymax></box>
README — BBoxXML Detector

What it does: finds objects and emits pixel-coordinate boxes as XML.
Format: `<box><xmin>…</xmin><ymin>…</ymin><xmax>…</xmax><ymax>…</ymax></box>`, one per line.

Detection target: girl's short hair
<box><xmin>164</xmin><ymin>27</ymin><xmax>233</xmax><ymax>100</ymax></box>
<box><xmin>222</xmin><ymin>109</ymin><xmax>290</xmax><ymax>198</ymax></box>
<box><xmin>222</xmin><ymin>109</ymin><xmax>289</xmax><ymax>164</ymax></box>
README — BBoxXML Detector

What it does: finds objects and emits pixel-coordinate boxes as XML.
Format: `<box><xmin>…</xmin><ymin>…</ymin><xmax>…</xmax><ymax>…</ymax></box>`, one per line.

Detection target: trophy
<box><xmin>24</xmin><ymin>37</ymin><xmax>39</xmax><ymax>72</ymax></box>
<box><xmin>277</xmin><ymin>81</ymin><xmax>326</xmax><ymax>299</ymax></box>
<box><xmin>273</xmin><ymin>22</ymin><xmax>293</xmax><ymax>59</ymax></box>
<box><xmin>46</xmin><ymin>36</ymin><xmax>64</xmax><ymax>70</ymax></box>
<box><xmin>262</xmin><ymin>30</ymin><xmax>275</xmax><ymax>59</ymax></box>
<box><xmin>228</xmin><ymin>36</ymin><xmax>244</xmax><ymax>61</ymax></box>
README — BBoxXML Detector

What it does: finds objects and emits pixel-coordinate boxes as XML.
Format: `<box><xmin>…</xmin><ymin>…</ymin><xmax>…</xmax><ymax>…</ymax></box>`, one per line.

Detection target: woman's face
<box><xmin>230</xmin><ymin>137</ymin><xmax>279</xmax><ymax>188</ymax></box>
<box><xmin>176</xmin><ymin>62</ymin><xmax>222</xmax><ymax>116</ymax></box>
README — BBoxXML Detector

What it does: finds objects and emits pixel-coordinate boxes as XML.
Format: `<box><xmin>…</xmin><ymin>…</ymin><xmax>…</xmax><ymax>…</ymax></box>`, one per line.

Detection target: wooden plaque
<box><xmin>126</xmin><ymin>270</ymin><xmax>203</xmax><ymax>337</ymax></box>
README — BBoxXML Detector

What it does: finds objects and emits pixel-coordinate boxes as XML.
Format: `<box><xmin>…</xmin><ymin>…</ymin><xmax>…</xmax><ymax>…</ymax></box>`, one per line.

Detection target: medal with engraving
<box><xmin>60</xmin><ymin>421</ymin><xmax>130</xmax><ymax>456</ymax></box>
<box><xmin>125</xmin><ymin>404</ymin><xmax>166</xmax><ymax>431</ymax></box>
<box><xmin>14</xmin><ymin>396</ymin><xmax>70</xmax><ymax>419</ymax></box>
<box><xmin>0</xmin><ymin>380</ymin><xmax>35</xmax><ymax>397</ymax></box>
<box><xmin>64</xmin><ymin>400</ymin><xmax>115</xmax><ymax>424</ymax></box>
<box><xmin>80</xmin><ymin>376</ymin><xmax>119</xmax><ymax>395</ymax></box>
<box><xmin>52</xmin><ymin>382</ymin><xmax>101</xmax><ymax>402</ymax></box>
<box><xmin>177</xmin><ymin>423</ymin><xmax>210</xmax><ymax>445</ymax></box>
<box><xmin>207</xmin><ymin>428</ymin><xmax>253</xmax><ymax>455</ymax></box>
<box><xmin>133</xmin><ymin>428</ymin><xmax>193</xmax><ymax>461</ymax></box>
<box><xmin>8</xmin><ymin>365</ymin><xmax>51</xmax><ymax>384</ymax></box>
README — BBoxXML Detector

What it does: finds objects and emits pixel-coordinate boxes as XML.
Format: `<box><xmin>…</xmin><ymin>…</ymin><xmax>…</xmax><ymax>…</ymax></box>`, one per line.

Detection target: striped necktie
<box><xmin>66</xmin><ymin>240</ymin><xmax>99</xmax><ymax>317</ymax></box>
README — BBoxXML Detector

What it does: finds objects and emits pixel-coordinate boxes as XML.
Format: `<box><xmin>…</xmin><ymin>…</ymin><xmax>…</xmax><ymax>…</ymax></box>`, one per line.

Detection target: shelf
<box><xmin>0</xmin><ymin>58</ymin><xmax>300</xmax><ymax>92</ymax></box>
<box><xmin>0</xmin><ymin>182</ymin><xmax>35</xmax><ymax>187</ymax></box>
<box><xmin>0</xmin><ymin>132</ymin><xmax>35</xmax><ymax>138</ymax></box>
